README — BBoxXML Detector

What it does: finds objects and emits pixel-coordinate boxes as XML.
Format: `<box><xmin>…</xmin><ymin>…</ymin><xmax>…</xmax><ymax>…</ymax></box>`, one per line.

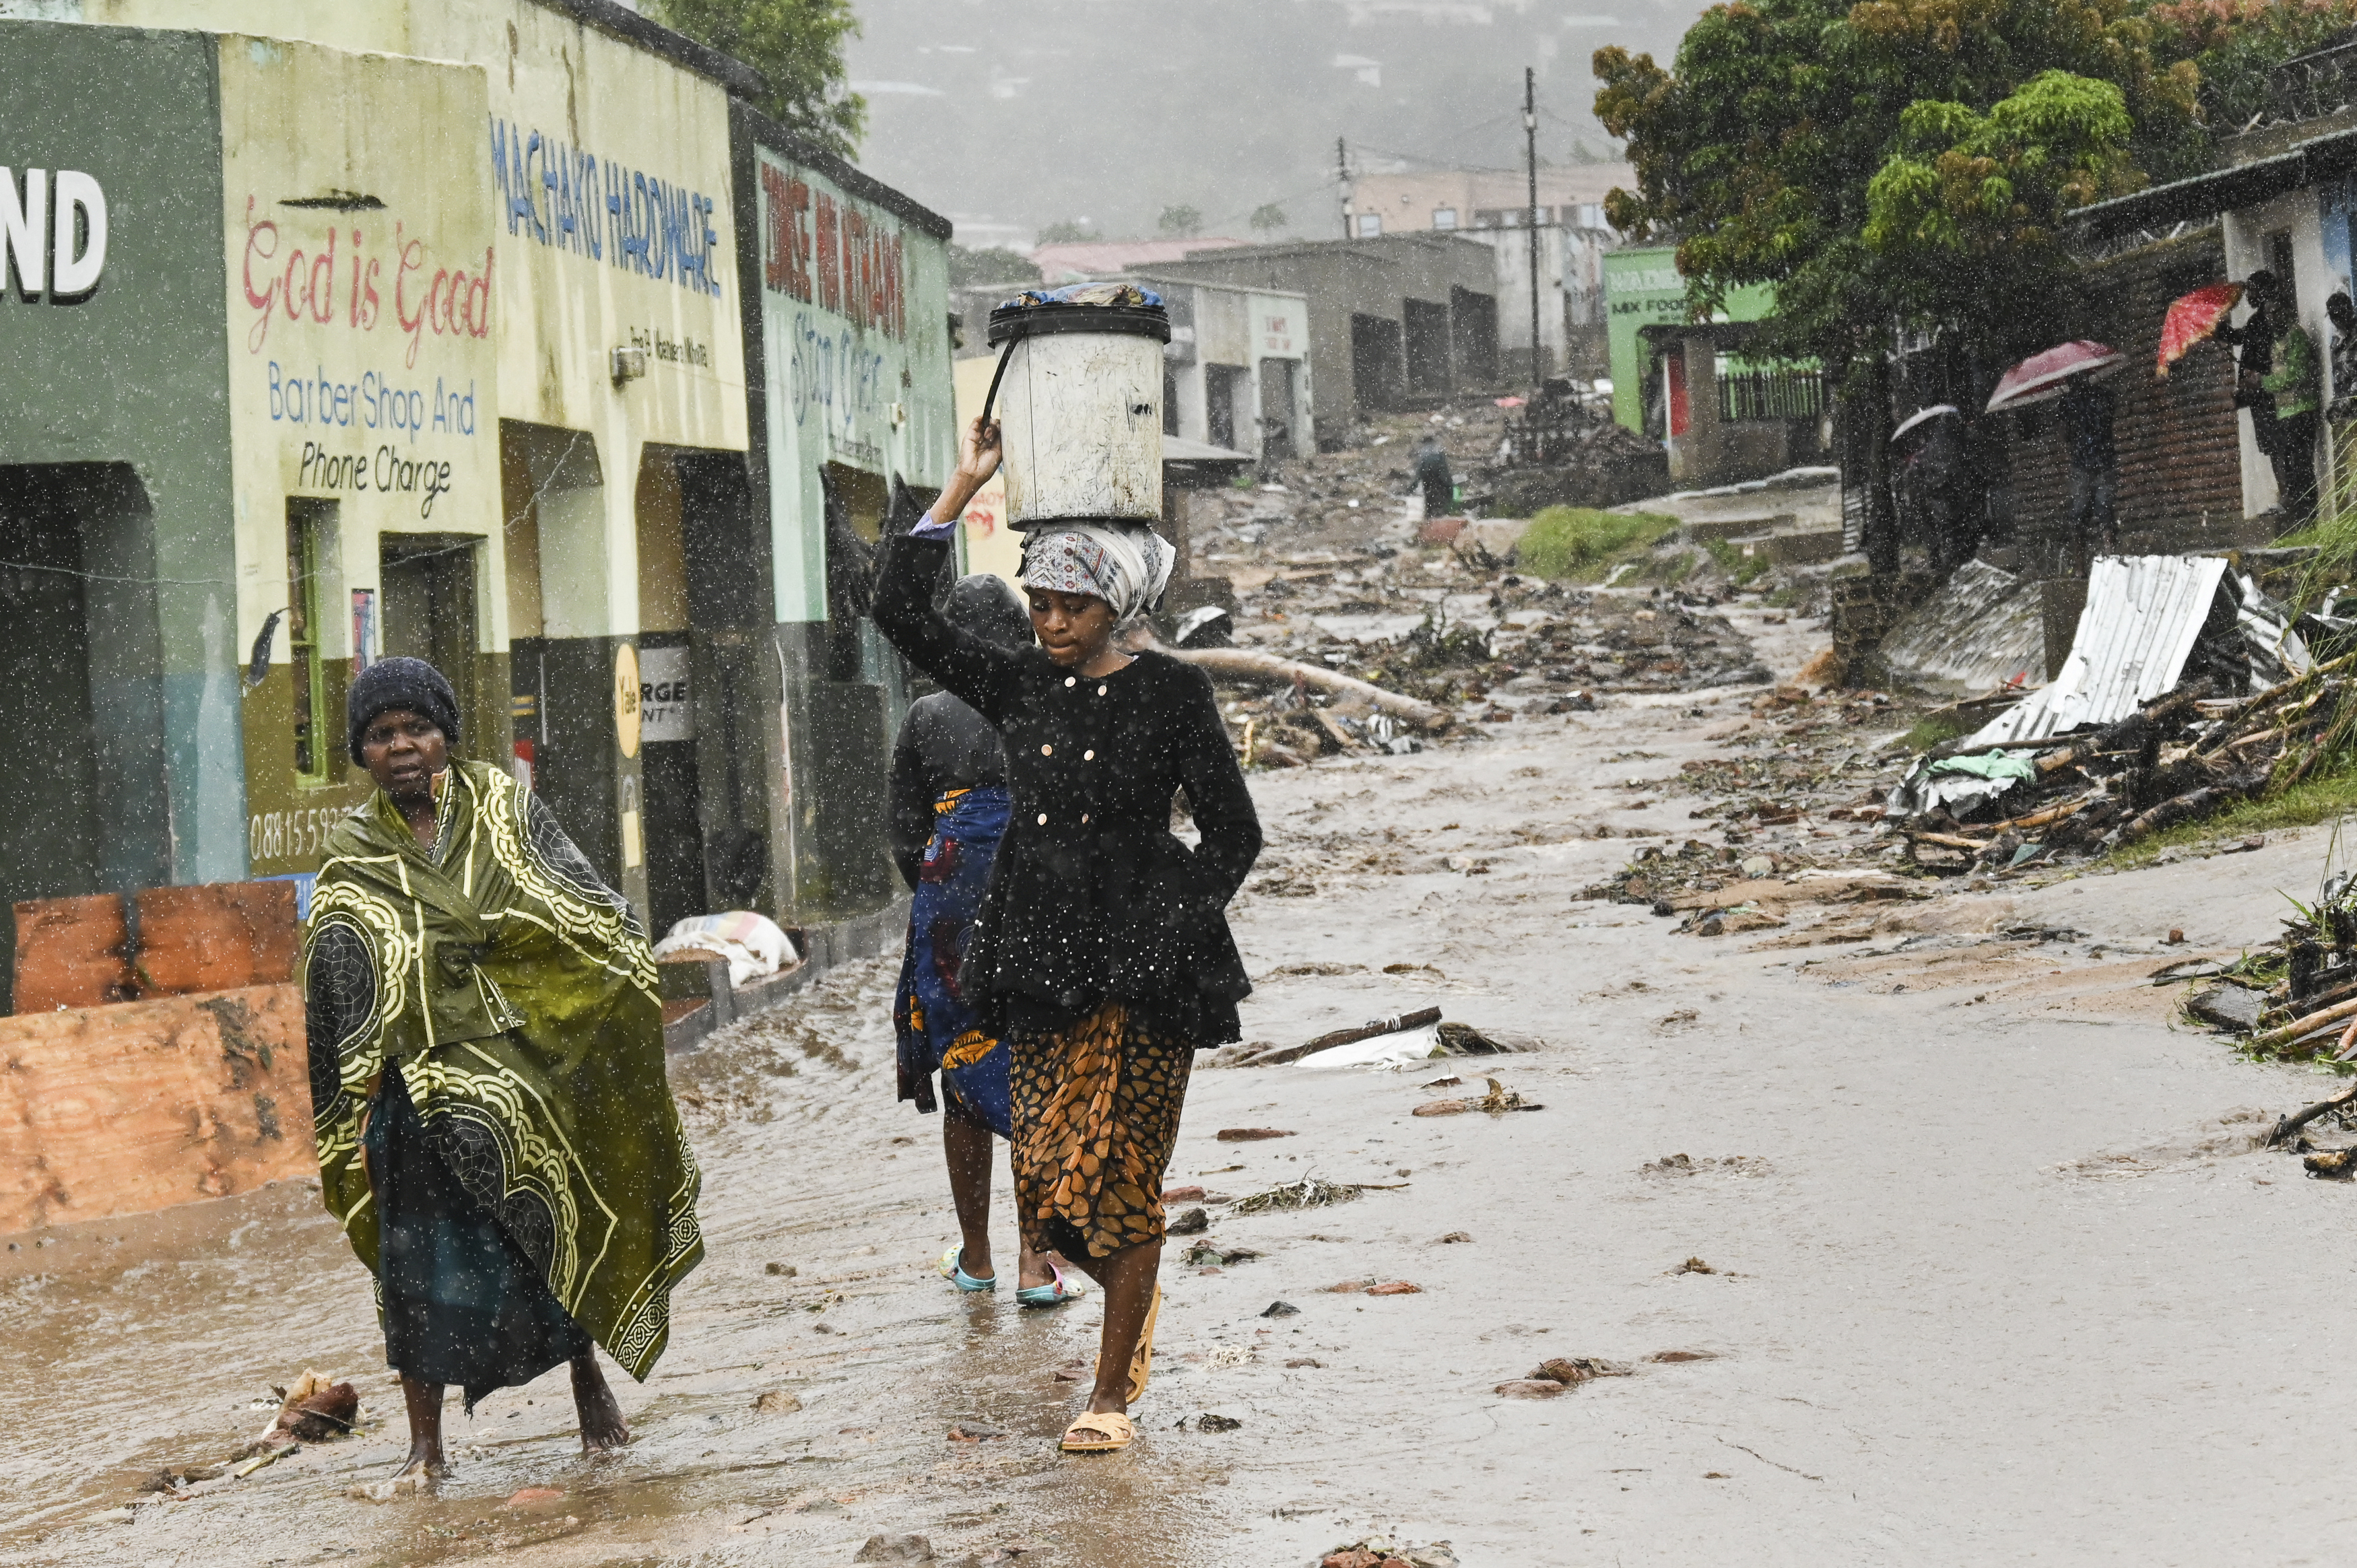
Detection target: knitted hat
<box><xmin>347</xmin><ymin>656</ymin><xmax>461</xmax><ymax>763</ymax></box>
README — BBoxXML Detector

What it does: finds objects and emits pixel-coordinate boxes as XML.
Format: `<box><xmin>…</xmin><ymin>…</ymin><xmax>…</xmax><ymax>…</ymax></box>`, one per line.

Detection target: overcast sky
<box><xmin>840</xmin><ymin>0</ymin><xmax>1711</xmax><ymax>250</ymax></box>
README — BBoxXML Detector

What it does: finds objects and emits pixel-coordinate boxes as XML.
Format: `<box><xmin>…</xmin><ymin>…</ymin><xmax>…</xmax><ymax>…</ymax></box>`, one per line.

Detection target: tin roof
<box><xmin>1966</xmin><ymin>555</ymin><xmax>2228</xmax><ymax>744</ymax></box>
<box><xmin>1878</xmin><ymin>559</ymin><xmax>2045</xmax><ymax>698</ymax></box>
<box><xmin>2069</xmin><ymin>123</ymin><xmax>2357</xmax><ymax>240</ymax></box>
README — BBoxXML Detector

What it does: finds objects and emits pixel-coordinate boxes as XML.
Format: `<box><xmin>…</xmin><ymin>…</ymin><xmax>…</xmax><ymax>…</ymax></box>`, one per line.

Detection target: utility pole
<box><xmin>1337</xmin><ymin>137</ymin><xmax>1352</xmax><ymax>240</ymax></box>
<box><xmin>1525</xmin><ymin>67</ymin><xmax>1543</xmax><ymax>385</ymax></box>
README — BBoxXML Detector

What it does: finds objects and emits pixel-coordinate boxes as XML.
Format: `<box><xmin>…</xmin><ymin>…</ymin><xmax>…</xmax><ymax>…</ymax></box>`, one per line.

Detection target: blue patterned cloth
<box><xmin>894</xmin><ymin>785</ymin><xmax>1015</xmax><ymax>1138</ymax></box>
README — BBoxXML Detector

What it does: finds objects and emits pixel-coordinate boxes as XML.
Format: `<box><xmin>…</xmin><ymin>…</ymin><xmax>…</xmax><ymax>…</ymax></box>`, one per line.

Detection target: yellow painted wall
<box><xmin>953</xmin><ymin>352</ymin><xmax>1023</xmax><ymax>592</ymax></box>
<box><xmin>220</xmin><ymin>35</ymin><xmax>501</xmax><ymax>874</ymax></box>
<box><xmin>89</xmin><ymin>0</ymin><xmax>750</xmax><ymax>642</ymax></box>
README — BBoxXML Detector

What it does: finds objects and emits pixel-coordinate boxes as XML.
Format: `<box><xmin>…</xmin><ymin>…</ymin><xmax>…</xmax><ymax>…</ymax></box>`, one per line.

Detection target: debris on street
<box><xmin>1231</xmin><ymin>1176</ymin><xmax>1374</xmax><ymax>1214</ymax></box>
<box><xmin>1410</xmin><ymin>1077</ymin><xmax>1541</xmax><ymax>1116</ymax></box>
<box><xmin>253</xmin><ymin>1372</ymin><xmax>358</xmax><ymax>1448</ymax></box>
<box><xmin>1315</xmin><ymin>1537</ymin><xmax>1460</xmax><ymax>1568</ymax></box>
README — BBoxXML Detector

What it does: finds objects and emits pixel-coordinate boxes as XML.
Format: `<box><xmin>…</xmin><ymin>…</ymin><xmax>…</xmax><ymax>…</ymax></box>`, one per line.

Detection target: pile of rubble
<box><xmin>1880</xmin><ymin>555</ymin><xmax>2342</xmax><ymax>874</ymax></box>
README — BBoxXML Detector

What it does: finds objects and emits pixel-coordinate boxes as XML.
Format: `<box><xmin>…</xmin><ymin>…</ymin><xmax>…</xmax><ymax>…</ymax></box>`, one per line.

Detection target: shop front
<box><xmin>733</xmin><ymin>107</ymin><xmax>955</xmax><ymax>922</ymax></box>
<box><xmin>0</xmin><ymin>24</ymin><xmax>241</xmax><ymax>1005</ymax></box>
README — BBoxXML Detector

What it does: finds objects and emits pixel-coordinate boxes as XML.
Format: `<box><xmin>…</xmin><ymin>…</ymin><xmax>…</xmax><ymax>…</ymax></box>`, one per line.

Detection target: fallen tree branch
<box><xmin>1906</xmin><ymin>829</ymin><xmax>1987</xmax><ymax>852</ymax></box>
<box><xmin>1241</xmin><ymin>1006</ymin><xmax>1443</xmax><ymax>1068</ymax></box>
<box><xmin>1162</xmin><ymin>645</ymin><xmax>1453</xmax><ymax>732</ymax></box>
<box><xmin>2249</xmin><ymin>992</ymin><xmax>2357</xmax><ymax>1054</ymax></box>
<box><xmin>2197</xmin><ymin>650</ymin><xmax>2357</xmax><ymax>755</ymax></box>
<box><xmin>2268</xmin><ymin>1081</ymin><xmax>2357</xmax><ymax>1148</ymax></box>
<box><xmin>1987</xmin><ymin>794</ymin><xmax>2096</xmax><ymax>834</ymax></box>
<box><xmin>2113</xmin><ymin>778</ymin><xmax>2259</xmax><ymax>848</ymax></box>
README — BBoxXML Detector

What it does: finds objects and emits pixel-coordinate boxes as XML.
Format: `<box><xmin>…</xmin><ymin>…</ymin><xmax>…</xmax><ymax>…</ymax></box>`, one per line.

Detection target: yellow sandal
<box><xmin>1059</xmin><ymin>1410</ymin><xmax>1135</xmax><ymax>1453</ymax></box>
<box><xmin>1127</xmin><ymin>1284</ymin><xmax>1161</xmax><ymax>1402</ymax></box>
<box><xmin>1092</xmin><ymin>1283</ymin><xmax>1163</xmax><ymax>1404</ymax></box>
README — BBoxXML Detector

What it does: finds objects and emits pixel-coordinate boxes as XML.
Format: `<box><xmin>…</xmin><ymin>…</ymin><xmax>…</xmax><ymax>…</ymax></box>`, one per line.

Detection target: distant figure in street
<box><xmin>303</xmin><ymin>657</ymin><xmax>702</xmax><ymax>1487</ymax></box>
<box><xmin>1893</xmin><ymin>406</ymin><xmax>1977</xmax><ymax>576</ymax></box>
<box><xmin>1413</xmin><ymin>433</ymin><xmax>1454</xmax><ymax>518</ymax></box>
<box><xmin>2059</xmin><ymin>374</ymin><xmax>2120</xmax><ymax>558</ymax></box>
<box><xmin>890</xmin><ymin>572</ymin><xmax>1082</xmax><ymax>1311</ymax></box>
<box><xmin>876</xmin><ymin>415</ymin><xmax>1263</xmax><ymax>1456</ymax></box>
<box><xmin>2224</xmin><ymin>270</ymin><xmax>2319</xmax><ymax>529</ymax></box>
<box><xmin>2257</xmin><ymin>272</ymin><xmax>2321</xmax><ymax>529</ymax></box>
<box><xmin>2326</xmin><ymin>292</ymin><xmax>2357</xmax><ymax>423</ymax></box>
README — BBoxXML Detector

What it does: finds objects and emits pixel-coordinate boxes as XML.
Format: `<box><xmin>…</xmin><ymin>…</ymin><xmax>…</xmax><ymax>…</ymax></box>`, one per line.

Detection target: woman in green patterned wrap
<box><xmin>303</xmin><ymin>656</ymin><xmax>703</xmax><ymax>1485</ymax></box>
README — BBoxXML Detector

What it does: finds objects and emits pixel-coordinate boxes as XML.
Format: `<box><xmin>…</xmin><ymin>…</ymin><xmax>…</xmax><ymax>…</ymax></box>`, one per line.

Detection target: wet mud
<box><xmin>13</xmin><ymin>522</ymin><xmax>2357</xmax><ymax>1564</ymax></box>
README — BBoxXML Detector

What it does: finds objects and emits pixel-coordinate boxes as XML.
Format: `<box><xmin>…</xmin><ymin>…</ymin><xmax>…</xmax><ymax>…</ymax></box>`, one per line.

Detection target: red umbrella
<box><xmin>2156</xmin><ymin>283</ymin><xmax>2244</xmax><ymax>378</ymax></box>
<box><xmin>1985</xmin><ymin>340</ymin><xmax>2126</xmax><ymax>413</ymax></box>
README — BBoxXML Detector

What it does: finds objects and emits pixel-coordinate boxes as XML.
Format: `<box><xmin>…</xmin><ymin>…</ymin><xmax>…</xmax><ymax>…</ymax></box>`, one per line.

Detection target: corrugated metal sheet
<box><xmin>1878</xmin><ymin>559</ymin><xmax>2045</xmax><ymax>696</ymax></box>
<box><xmin>1966</xmin><ymin>555</ymin><xmax>2228</xmax><ymax>744</ymax></box>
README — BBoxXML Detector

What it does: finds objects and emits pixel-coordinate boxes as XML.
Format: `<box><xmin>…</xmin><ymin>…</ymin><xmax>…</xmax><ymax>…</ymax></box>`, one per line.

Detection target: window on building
<box><xmin>1356</xmin><ymin>212</ymin><xmax>1383</xmax><ymax>238</ymax></box>
<box><xmin>286</xmin><ymin>499</ymin><xmax>332</xmax><ymax>780</ymax></box>
<box><xmin>1432</xmin><ymin>207</ymin><xmax>1457</xmax><ymax>231</ymax></box>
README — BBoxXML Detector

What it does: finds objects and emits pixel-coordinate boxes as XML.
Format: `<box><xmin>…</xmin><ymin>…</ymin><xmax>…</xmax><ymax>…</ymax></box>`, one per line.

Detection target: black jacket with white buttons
<box><xmin>875</xmin><ymin>533</ymin><xmax>1263</xmax><ymax>1043</ymax></box>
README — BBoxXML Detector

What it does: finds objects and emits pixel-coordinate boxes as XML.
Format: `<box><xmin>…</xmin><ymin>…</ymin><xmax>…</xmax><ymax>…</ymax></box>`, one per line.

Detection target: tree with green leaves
<box><xmin>1595</xmin><ymin>0</ymin><xmax>2199</xmax><ymax>572</ymax></box>
<box><xmin>1158</xmin><ymin>205</ymin><xmax>1204</xmax><ymax>238</ymax></box>
<box><xmin>1249</xmin><ymin>203</ymin><xmax>1290</xmax><ymax>234</ymax></box>
<box><xmin>1036</xmin><ymin>220</ymin><xmax>1098</xmax><ymax>245</ymax></box>
<box><xmin>651</xmin><ymin>0</ymin><xmax>865</xmax><ymax>158</ymax></box>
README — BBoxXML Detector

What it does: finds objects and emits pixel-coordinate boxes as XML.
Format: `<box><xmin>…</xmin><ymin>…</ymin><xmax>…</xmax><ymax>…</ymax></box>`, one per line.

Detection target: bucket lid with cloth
<box><xmin>986</xmin><ymin>281</ymin><xmax>1171</xmax><ymax>351</ymax></box>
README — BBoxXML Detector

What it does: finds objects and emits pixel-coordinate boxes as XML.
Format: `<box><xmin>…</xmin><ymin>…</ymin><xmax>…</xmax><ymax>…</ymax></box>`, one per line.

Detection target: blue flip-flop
<box><xmin>1016</xmin><ymin>1260</ymin><xmax>1087</xmax><ymax>1309</ymax></box>
<box><xmin>939</xmin><ymin>1246</ymin><xmax>997</xmax><ymax>1292</ymax></box>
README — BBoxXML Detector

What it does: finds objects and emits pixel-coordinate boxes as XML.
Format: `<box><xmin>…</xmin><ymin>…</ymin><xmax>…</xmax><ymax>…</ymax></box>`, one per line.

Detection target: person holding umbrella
<box><xmin>2059</xmin><ymin>373</ymin><xmax>2119</xmax><ymax>557</ymax></box>
<box><xmin>1986</xmin><ymin>339</ymin><xmax>2126</xmax><ymax>568</ymax></box>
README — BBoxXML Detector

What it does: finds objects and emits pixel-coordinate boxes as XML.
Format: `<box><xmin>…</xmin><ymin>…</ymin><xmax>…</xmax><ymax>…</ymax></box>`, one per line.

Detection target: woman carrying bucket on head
<box><xmin>875</xmin><ymin>288</ymin><xmax>1261</xmax><ymax>1454</ymax></box>
<box><xmin>890</xmin><ymin>571</ymin><xmax>1084</xmax><ymax>1309</ymax></box>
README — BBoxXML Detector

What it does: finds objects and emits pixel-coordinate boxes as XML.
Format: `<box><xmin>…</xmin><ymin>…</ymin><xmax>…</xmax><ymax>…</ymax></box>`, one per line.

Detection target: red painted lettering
<box><xmin>394</xmin><ymin>229</ymin><xmax>428</xmax><ymax>367</ymax></box>
<box><xmin>308</xmin><ymin>228</ymin><xmax>335</xmax><ymax>324</ymax></box>
<box><xmin>240</xmin><ymin>197</ymin><xmax>281</xmax><ymax>352</ymax></box>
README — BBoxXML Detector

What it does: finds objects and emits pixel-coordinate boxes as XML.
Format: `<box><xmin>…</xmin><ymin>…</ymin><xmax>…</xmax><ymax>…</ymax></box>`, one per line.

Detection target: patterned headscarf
<box><xmin>1019</xmin><ymin>525</ymin><xmax>1175</xmax><ymax>627</ymax></box>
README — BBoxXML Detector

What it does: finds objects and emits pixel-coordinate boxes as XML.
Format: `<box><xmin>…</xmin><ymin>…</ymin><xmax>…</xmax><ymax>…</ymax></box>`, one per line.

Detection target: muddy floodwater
<box><xmin>7</xmin><ymin>612</ymin><xmax>2356</xmax><ymax>1565</ymax></box>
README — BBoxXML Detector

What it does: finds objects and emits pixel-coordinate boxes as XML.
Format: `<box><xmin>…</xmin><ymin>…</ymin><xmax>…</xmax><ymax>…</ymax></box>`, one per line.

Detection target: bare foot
<box><xmin>572</xmin><ymin>1353</ymin><xmax>630</xmax><ymax>1453</ymax></box>
<box><xmin>395</xmin><ymin>1450</ymin><xmax>449</xmax><ymax>1481</ymax></box>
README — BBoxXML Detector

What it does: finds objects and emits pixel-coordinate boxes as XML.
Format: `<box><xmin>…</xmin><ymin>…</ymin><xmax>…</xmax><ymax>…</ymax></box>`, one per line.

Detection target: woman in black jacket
<box><xmin>874</xmin><ymin>416</ymin><xmax>1263</xmax><ymax>1454</ymax></box>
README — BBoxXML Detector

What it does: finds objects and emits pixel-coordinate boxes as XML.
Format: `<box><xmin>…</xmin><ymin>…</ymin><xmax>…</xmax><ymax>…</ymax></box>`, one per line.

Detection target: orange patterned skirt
<box><xmin>1008</xmin><ymin>1004</ymin><xmax>1194</xmax><ymax>1260</ymax></box>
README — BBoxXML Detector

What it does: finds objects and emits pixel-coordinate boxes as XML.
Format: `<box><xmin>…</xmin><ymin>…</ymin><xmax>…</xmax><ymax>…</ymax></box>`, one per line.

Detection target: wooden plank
<box><xmin>0</xmin><ymin>983</ymin><xmax>313</xmax><ymax>1235</ymax></box>
<box><xmin>11</xmin><ymin>894</ymin><xmax>134</xmax><ymax>1014</ymax></box>
<box><xmin>12</xmin><ymin>881</ymin><xmax>299</xmax><ymax>1015</ymax></box>
<box><xmin>135</xmin><ymin>883</ymin><xmax>298</xmax><ymax>994</ymax></box>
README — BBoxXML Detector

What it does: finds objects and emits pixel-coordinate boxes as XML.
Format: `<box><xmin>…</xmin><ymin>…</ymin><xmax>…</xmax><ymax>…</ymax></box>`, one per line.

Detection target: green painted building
<box><xmin>1603</xmin><ymin>246</ymin><xmax>1777</xmax><ymax>433</ymax></box>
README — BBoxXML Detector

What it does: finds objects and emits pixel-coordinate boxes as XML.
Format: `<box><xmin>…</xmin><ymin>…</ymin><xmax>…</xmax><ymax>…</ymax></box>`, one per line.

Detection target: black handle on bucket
<box><xmin>978</xmin><ymin>331</ymin><xmax>1018</xmax><ymax>432</ymax></box>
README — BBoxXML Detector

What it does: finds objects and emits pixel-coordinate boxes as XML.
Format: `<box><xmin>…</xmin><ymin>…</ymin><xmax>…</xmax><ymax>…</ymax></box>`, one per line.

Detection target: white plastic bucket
<box><xmin>988</xmin><ymin>304</ymin><xmax>1168</xmax><ymax>528</ymax></box>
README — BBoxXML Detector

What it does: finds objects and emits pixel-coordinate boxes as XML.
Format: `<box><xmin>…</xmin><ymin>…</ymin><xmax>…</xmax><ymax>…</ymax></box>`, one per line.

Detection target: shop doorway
<box><xmin>1403</xmin><ymin>298</ymin><xmax>1453</xmax><ymax>399</ymax></box>
<box><xmin>1205</xmin><ymin>365</ymin><xmax>1248</xmax><ymax>451</ymax></box>
<box><xmin>379</xmin><ymin>533</ymin><xmax>483</xmax><ymax>751</ymax></box>
<box><xmin>1351</xmin><ymin>314</ymin><xmax>1405</xmax><ymax>413</ymax></box>
<box><xmin>1257</xmin><ymin>358</ymin><xmax>1299</xmax><ymax>461</ymax></box>
<box><xmin>0</xmin><ymin>462</ymin><xmax>168</xmax><ymax>1011</ymax></box>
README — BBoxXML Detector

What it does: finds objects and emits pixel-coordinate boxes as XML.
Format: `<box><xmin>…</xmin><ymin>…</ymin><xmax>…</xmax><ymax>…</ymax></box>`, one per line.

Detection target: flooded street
<box><xmin>9</xmin><ymin>608</ymin><xmax>2356</xmax><ymax>1567</ymax></box>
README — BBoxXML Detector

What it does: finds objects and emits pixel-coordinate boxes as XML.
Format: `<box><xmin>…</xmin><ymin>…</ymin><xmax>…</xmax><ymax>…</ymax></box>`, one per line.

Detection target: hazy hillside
<box><xmin>841</xmin><ymin>0</ymin><xmax>1707</xmax><ymax>248</ymax></box>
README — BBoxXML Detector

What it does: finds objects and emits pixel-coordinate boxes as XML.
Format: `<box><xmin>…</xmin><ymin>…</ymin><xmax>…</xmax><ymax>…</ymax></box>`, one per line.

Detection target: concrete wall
<box><xmin>0</xmin><ymin>24</ymin><xmax>238</xmax><ymax>979</ymax></box>
<box><xmin>218</xmin><ymin>36</ymin><xmax>504</xmax><ymax>879</ymax></box>
<box><xmin>74</xmin><ymin>0</ymin><xmax>752</xmax><ymax>922</ymax></box>
<box><xmin>1148</xmin><ymin>235</ymin><xmax>1496</xmax><ymax>446</ymax></box>
<box><xmin>734</xmin><ymin>106</ymin><xmax>956</xmax><ymax>923</ymax></box>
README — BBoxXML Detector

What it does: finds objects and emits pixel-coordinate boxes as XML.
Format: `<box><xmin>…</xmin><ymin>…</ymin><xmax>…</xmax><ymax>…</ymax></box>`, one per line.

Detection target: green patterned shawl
<box><xmin>302</xmin><ymin>760</ymin><xmax>703</xmax><ymax>1380</ymax></box>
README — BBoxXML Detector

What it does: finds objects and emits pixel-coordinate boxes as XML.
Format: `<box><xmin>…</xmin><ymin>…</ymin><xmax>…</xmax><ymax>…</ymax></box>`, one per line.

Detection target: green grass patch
<box><xmin>1900</xmin><ymin>714</ymin><xmax>1968</xmax><ymax>753</ymax></box>
<box><xmin>1700</xmin><ymin>537</ymin><xmax>1771</xmax><ymax>586</ymax></box>
<box><xmin>1515</xmin><ymin>506</ymin><xmax>1680</xmax><ymax>582</ymax></box>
